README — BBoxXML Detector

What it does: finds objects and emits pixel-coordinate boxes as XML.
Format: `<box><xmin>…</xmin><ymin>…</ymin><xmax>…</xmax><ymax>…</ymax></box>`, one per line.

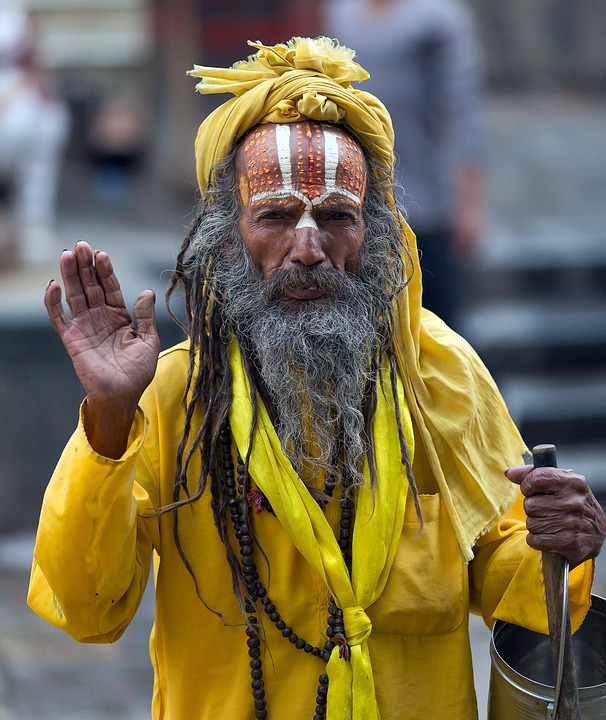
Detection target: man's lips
<box><xmin>283</xmin><ymin>286</ymin><xmax>325</xmax><ymax>300</ymax></box>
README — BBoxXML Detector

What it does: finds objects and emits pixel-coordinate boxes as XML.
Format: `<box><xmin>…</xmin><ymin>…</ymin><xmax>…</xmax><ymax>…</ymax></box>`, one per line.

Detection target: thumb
<box><xmin>504</xmin><ymin>465</ymin><xmax>533</xmax><ymax>486</ymax></box>
<box><xmin>133</xmin><ymin>289</ymin><xmax>158</xmax><ymax>342</ymax></box>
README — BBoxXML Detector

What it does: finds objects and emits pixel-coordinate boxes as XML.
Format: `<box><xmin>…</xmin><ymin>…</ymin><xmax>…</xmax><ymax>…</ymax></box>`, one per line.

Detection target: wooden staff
<box><xmin>533</xmin><ymin>444</ymin><xmax>581</xmax><ymax>720</ymax></box>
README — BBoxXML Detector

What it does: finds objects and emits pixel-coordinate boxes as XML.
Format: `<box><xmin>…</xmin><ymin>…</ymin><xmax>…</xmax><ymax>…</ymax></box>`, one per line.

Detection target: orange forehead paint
<box><xmin>239</xmin><ymin>122</ymin><xmax>367</xmax><ymax>211</ymax></box>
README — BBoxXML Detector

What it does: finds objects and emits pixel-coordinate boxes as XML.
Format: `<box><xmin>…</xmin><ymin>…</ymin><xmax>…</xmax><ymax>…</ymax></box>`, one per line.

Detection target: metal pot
<box><xmin>487</xmin><ymin>595</ymin><xmax>606</xmax><ymax>719</ymax></box>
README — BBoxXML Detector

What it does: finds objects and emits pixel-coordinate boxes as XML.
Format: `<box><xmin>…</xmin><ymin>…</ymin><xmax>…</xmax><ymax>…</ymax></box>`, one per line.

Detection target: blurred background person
<box><xmin>0</xmin><ymin>0</ymin><xmax>70</xmax><ymax>268</ymax></box>
<box><xmin>323</xmin><ymin>0</ymin><xmax>486</xmax><ymax>331</ymax></box>
<box><xmin>85</xmin><ymin>93</ymin><xmax>149</xmax><ymax>208</ymax></box>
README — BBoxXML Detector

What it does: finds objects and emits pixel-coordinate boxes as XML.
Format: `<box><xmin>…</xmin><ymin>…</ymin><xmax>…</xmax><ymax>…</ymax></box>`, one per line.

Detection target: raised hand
<box><xmin>506</xmin><ymin>465</ymin><xmax>606</xmax><ymax>567</ymax></box>
<box><xmin>45</xmin><ymin>241</ymin><xmax>161</xmax><ymax>457</ymax></box>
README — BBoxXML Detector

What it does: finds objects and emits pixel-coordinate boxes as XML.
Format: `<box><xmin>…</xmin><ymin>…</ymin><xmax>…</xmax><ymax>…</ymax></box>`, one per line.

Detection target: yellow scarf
<box><xmin>228</xmin><ymin>341</ymin><xmax>414</xmax><ymax>720</ymax></box>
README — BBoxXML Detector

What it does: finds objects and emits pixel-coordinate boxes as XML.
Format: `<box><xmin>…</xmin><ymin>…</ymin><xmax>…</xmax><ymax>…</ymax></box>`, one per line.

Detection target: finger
<box><xmin>525</xmin><ymin>530</ymin><xmax>580</xmax><ymax>558</ymax></box>
<box><xmin>523</xmin><ymin>468</ymin><xmax>584</xmax><ymax>500</ymax></box>
<box><xmin>133</xmin><ymin>289</ymin><xmax>159</xmax><ymax>346</ymax></box>
<box><xmin>524</xmin><ymin>492</ymin><xmax>584</xmax><ymax>520</ymax></box>
<box><xmin>526</xmin><ymin>480</ymin><xmax>588</xmax><ymax>514</ymax></box>
<box><xmin>520</xmin><ymin>474</ymin><xmax>606</xmax><ymax>565</ymax></box>
<box><xmin>60</xmin><ymin>245</ymin><xmax>95</xmax><ymax>316</ymax></box>
<box><xmin>94</xmin><ymin>250</ymin><xmax>127</xmax><ymax>309</ymax></box>
<box><xmin>526</xmin><ymin>524</ymin><xmax>601</xmax><ymax>565</ymax></box>
<box><xmin>44</xmin><ymin>278</ymin><xmax>71</xmax><ymax>335</ymax></box>
<box><xmin>506</xmin><ymin>465</ymin><xmax>582</xmax><ymax>498</ymax></box>
<box><xmin>526</xmin><ymin>512</ymin><xmax>579</xmax><ymax>536</ymax></box>
<box><xmin>504</xmin><ymin>465</ymin><xmax>533</xmax><ymax>486</ymax></box>
<box><xmin>73</xmin><ymin>241</ymin><xmax>106</xmax><ymax>309</ymax></box>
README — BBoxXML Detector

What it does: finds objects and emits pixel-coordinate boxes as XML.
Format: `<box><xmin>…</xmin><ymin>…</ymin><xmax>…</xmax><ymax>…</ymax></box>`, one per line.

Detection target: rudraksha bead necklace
<box><xmin>219</xmin><ymin>423</ymin><xmax>353</xmax><ymax>720</ymax></box>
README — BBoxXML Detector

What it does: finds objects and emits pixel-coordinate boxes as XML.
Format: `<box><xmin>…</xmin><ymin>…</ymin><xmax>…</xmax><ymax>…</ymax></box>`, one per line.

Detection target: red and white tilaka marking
<box><xmin>242</xmin><ymin>122</ymin><xmax>366</xmax><ymax>231</ymax></box>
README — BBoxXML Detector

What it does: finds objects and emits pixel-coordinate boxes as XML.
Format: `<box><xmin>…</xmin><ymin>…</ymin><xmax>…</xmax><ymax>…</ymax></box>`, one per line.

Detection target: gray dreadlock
<box><xmin>162</xmin><ymin>133</ymin><xmax>421</xmax><ymax>620</ymax></box>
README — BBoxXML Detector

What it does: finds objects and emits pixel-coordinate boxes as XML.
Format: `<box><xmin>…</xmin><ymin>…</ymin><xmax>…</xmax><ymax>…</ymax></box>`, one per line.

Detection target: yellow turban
<box><xmin>189</xmin><ymin>37</ymin><xmax>395</xmax><ymax>193</ymax></box>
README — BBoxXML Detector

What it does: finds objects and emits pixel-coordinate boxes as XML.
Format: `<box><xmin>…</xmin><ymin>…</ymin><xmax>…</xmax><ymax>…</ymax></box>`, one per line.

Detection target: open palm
<box><xmin>45</xmin><ymin>242</ymin><xmax>161</xmax><ymax>409</ymax></box>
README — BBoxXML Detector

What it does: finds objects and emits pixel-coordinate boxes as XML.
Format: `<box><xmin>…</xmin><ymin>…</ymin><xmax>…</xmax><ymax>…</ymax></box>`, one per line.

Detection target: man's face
<box><xmin>236</xmin><ymin>121</ymin><xmax>367</xmax><ymax>298</ymax></box>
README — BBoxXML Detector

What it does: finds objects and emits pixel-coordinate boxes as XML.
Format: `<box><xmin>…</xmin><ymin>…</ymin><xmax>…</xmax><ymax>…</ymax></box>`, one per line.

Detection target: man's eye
<box><xmin>320</xmin><ymin>210</ymin><xmax>353</xmax><ymax>222</ymax></box>
<box><xmin>259</xmin><ymin>210</ymin><xmax>286</xmax><ymax>220</ymax></box>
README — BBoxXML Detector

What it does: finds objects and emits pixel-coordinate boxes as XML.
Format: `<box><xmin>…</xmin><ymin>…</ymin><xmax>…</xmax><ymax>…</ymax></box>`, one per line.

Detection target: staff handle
<box><xmin>533</xmin><ymin>444</ymin><xmax>581</xmax><ymax>720</ymax></box>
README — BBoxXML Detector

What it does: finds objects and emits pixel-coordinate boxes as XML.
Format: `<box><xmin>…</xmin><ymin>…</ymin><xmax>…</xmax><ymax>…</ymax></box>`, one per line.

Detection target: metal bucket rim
<box><xmin>490</xmin><ymin>594</ymin><xmax>606</xmax><ymax>694</ymax></box>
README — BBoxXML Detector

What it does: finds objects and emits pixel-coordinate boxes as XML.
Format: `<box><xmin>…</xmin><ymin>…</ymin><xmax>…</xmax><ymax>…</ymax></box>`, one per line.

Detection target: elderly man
<box><xmin>28</xmin><ymin>38</ymin><xmax>605</xmax><ymax>720</ymax></box>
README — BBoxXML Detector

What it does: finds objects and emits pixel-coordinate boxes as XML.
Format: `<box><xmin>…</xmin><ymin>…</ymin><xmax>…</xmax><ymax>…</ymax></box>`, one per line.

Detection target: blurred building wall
<box><xmin>151</xmin><ymin>0</ymin><xmax>320</xmax><ymax>190</ymax></box>
<box><xmin>25</xmin><ymin>0</ymin><xmax>321</xmax><ymax>191</ymax></box>
<box><xmin>150</xmin><ymin>0</ymin><xmax>606</xmax><ymax>191</ymax></box>
<box><xmin>27</xmin><ymin>0</ymin><xmax>153</xmax><ymax>155</ymax></box>
<box><xmin>468</xmin><ymin>0</ymin><xmax>606</xmax><ymax>92</ymax></box>
<box><xmin>23</xmin><ymin>0</ymin><xmax>606</xmax><ymax>192</ymax></box>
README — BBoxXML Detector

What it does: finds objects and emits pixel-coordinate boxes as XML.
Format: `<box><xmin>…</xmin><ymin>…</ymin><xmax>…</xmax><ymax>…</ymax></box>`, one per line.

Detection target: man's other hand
<box><xmin>506</xmin><ymin>465</ymin><xmax>606</xmax><ymax>567</ymax></box>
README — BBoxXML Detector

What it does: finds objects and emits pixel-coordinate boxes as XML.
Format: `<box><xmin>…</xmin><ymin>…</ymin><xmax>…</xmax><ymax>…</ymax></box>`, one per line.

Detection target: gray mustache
<box><xmin>257</xmin><ymin>267</ymin><xmax>359</xmax><ymax>302</ymax></box>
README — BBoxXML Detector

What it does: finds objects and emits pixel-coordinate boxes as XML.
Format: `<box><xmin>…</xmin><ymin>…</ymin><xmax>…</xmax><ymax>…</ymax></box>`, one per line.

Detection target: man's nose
<box><xmin>287</xmin><ymin>225</ymin><xmax>327</xmax><ymax>267</ymax></box>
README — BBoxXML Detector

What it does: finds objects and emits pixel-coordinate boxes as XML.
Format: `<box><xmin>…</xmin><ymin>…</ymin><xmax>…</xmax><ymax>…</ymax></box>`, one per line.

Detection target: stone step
<box><xmin>498</xmin><ymin>371</ymin><xmax>606</xmax><ymax>448</ymax></box>
<box><xmin>465</xmin><ymin>259</ymin><xmax>606</xmax><ymax>306</ymax></box>
<box><xmin>461</xmin><ymin>300</ymin><xmax>606</xmax><ymax>375</ymax></box>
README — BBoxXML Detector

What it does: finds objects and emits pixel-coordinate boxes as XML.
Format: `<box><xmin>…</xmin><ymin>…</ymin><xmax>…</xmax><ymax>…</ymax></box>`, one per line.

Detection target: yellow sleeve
<box><xmin>27</xmin><ymin>403</ymin><xmax>160</xmax><ymax>644</ymax></box>
<box><xmin>469</xmin><ymin>490</ymin><xmax>594</xmax><ymax>634</ymax></box>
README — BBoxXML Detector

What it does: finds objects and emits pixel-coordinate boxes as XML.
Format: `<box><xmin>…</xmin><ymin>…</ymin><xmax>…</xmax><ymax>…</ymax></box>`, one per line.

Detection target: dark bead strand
<box><xmin>244</xmin><ymin>601</ymin><xmax>266</xmax><ymax>718</ymax></box>
<box><xmin>314</xmin><ymin>470</ymin><xmax>354</xmax><ymax>668</ymax></box>
<box><xmin>313</xmin><ymin>673</ymin><xmax>330</xmax><ymax>719</ymax></box>
<box><xmin>233</xmin><ymin>451</ymin><xmax>327</xmax><ymax>660</ymax></box>
<box><xmin>224</xmin><ymin>442</ymin><xmax>267</xmax><ymax>697</ymax></box>
<box><xmin>229</xmin><ymin>440</ymin><xmax>329</xmax><ymax>719</ymax></box>
<box><xmin>323</xmin><ymin>473</ymin><xmax>336</xmax><ymax>501</ymax></box>
<box><xmin>222</xmin><ymin>425</ymin><xmax>359</xmax><ymax>720</ymax></box>
<box><xmin>236</xmin><ymin>470</ymin><xmax>259</xmax><ymax>599</ymax></box>
<box><xmin>221</xmin><ymin>425</ymin><xmax>268</xmax><ymax>719</ymax></box>
<box><xmin>321</xmin><ymin>471</ymin><xmax>354</xmax><ymax>668</ymax></box>
<box><xmin>338</xmin><ymin>473</ymin><xmax>354</xmax><ymax>572</ymax></box>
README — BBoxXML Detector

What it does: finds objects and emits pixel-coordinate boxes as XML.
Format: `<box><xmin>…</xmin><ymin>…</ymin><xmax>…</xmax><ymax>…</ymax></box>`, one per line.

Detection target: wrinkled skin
<box><xmin>44</xmin><ymin>241</ymin><xmax>160</xmax><ymax>459</ymax></box>
<box><xmin>506</xmin><ymin>465</ymin><xmax>606</xmax><ymax>567</ymax></box>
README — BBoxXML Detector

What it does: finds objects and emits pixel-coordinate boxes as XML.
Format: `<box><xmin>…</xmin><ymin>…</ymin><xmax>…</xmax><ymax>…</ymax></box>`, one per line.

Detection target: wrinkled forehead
<box><xmin>236</xmin><ymin>121</ymin><xmax>367</xmax><ymax>207</ymax></box>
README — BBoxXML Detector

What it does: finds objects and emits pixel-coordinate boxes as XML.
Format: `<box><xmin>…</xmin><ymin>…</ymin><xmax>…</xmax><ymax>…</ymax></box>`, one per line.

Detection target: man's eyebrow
<box><xmin>250</xmin><ymin>188</ymin><xmax>306</xmax><ymax>204</ymax></box>
<box><xmin>317</xmin><ymin>194</ymin><xmax>361</xmax><ymax>206</ymax></box>
<box><xmin>249</xmin><ymin>188</ymin><xmax>362</xmax><ymax>208</ymax></box>
<box><xmin>250</xmin><ymin>191</ymin><xmax>305</xmax><ymax>206</ymax></box>
<box><xmin>315</xmin><ymin>193</ymin><xmax>362</xmax><ymax>208</ymax></box>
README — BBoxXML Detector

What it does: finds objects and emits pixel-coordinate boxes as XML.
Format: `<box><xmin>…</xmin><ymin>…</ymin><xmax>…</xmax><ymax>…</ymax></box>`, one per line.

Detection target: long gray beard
<box><xmin>218</xmin><ymin>259</ymin><xmax>378</xmax><ymax>488</ymax></box>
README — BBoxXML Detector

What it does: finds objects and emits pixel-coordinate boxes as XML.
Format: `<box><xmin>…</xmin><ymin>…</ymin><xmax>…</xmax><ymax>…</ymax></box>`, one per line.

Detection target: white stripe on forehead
<box><xmin>275</xmin><ymin>124</ymin><xmax>293</xmax><ymax>192</ymax></box>
<box><xmin>323</xmin><ymin>130</ymin><xmax>339</xmax><ymax>194</ymax></box>
<box><xmin>295</xmin><ymin>130</ymin><xmax>338</xmax><ymax>229</ymax></box>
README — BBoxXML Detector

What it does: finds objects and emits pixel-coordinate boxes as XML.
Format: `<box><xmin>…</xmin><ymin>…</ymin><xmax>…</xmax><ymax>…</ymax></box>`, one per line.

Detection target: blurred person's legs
<box><xmin>86</xmin><ymin>96</ymin><xmax>148</xmax><ymax>208</ymax></box>
<box><xmin>0</xmin><ymin>82</ymin><xmax>24</xmax><ymax>267</ymax></box>
<box><xmin>0</xmin><ymin>86</ymin><xmax>69</xmax><ymax>266</ymax></box>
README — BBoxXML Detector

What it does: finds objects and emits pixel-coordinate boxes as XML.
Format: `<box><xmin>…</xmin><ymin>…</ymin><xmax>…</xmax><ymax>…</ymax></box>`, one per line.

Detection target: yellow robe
<box><xmin>28</xmin><ymin>342</ymin><xmax>594</xmax><ymax>720</ymax></box>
